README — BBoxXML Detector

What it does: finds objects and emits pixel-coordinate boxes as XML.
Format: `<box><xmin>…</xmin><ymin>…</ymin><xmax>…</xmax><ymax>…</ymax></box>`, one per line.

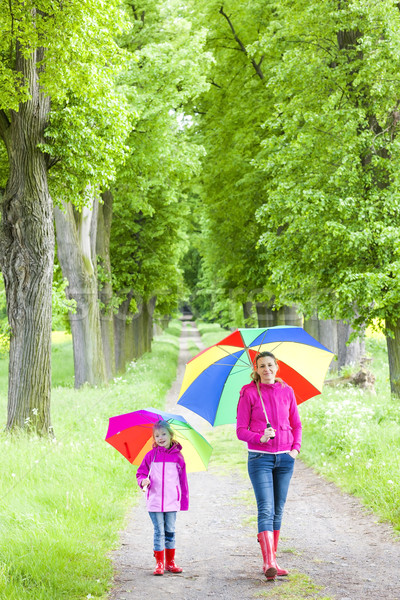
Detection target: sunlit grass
<box><xmin>0</xmin><ymin>320</ymin><xmax>182</xmax><ymax>600</ymax></box>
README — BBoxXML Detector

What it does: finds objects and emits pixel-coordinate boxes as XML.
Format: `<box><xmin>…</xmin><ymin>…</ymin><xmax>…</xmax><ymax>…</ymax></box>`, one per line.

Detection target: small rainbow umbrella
<box><xmin>177</xmin><ymin>326</ymin><xmax>334</xmax><ymax>426</ymax></box>
<box><xmin>105</xmin><ymin>407</ymin><xmax>213</xmax><ymax>473</ymax></box>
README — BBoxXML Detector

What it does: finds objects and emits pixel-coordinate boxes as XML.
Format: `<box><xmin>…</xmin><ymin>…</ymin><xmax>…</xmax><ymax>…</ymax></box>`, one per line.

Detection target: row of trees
<box><xmin>0</xmin><ymin>0</ymin><xmax>210</xmax><ymax>433</ymax></box>
<box><xmin>186</xmin><ymin>0</ymin><xmax>400</xmax><ymax>393</ymax></box>
<box><xmin>2</xmin><ymin>0</ymin><xmax>400</xmax><ymax>435</ymax></box>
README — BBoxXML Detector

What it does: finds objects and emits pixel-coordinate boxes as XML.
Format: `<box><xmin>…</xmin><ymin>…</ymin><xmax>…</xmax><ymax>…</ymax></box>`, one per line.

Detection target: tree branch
<box><xmin>219</xmin><ymin>7</ymin><xmax>265</xmax><ymax>80</ymax></box>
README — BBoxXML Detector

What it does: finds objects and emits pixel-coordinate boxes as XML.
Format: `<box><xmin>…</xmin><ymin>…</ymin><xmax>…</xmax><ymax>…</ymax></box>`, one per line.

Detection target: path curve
<box><xmin>108</xmin><ymin>318</ymin><xmax>400</xmax><ymax>600</ymax></box>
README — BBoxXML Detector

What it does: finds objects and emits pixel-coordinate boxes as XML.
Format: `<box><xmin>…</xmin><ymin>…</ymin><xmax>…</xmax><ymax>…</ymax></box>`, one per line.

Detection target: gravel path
<box><xmin>108</xmin><ymin>318</ymin><xmax>400</xmax><ymax>600</ymax></box>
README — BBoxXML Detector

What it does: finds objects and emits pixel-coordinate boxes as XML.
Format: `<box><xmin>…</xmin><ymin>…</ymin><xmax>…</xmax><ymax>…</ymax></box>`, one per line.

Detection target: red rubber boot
<box><xmin>257</xmin><ymin>531</ymin><xmax>277</xmax><ymax>580</ymax></box>
<box><xmin>274</xmin><ymin>530</ymin><xmax>289</xmax><ymax>576</ymax></box>
<box><xmin>165</xmin><ymin>548</ymin><xmax>183</xmax><ymax>573</ymax></box>
<box><xmin>153</xmin><ymin>550</ymin><xmax>164</xmax><ymax>575</ymax></box>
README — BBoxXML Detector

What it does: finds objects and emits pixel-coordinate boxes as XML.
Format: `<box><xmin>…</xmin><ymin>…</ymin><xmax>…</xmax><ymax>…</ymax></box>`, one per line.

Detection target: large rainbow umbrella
<box><xmin>177</xmin><ymin>326</ymin><xmax>334</xmax><ymax>426</ymax></box>
<box><xmin>105</xmin><ymin>407</ymin><xmax>213</xmax><ymax>473</ymax></box>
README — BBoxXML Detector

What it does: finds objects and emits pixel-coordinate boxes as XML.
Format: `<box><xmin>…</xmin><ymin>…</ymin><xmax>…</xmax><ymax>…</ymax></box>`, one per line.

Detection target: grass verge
<box><xmin>0</xmin><ymin>320</ymin><xmax>181</xmax><ymax>600</ymax></box>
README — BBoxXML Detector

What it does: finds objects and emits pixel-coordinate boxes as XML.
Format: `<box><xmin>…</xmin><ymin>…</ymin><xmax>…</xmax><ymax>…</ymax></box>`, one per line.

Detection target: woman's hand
<box><xmin>288</xmin><ymin>449</ymin><xmax>299</xmax><ymax>459</ymax></box>
<box><xmin>260</xmin><ymin>427</ymin><xmax>276</xmax><ymax>443</ymax></box>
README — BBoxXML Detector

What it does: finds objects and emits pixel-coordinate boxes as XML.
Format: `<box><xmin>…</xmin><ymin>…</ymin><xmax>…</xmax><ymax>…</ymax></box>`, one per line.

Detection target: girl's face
<box><xmin>154</xmin><ymin>427</ymin><xmax>172</xmax><ymax>448</ymax></box>
<box><xmin>256</xmin><ymin>356</ymin><xmax>278</xmax><ymax>384</ymax></box>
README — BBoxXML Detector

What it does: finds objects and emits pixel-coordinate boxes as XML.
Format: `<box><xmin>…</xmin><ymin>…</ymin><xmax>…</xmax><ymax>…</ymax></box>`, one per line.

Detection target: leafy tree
<box><xmin>108</xmin><ymin>0</ymin><xmax>212</xmax><ymax>366</ymax></box>
<box><xmin>254</xmin><ymin>0</ymin><xmax>400</xmax><ymax>392</ymax></box>
<box><xmin>0</xmin><ymin>0</ymin><xmax>129</xmax><ymax>431</ymax></box>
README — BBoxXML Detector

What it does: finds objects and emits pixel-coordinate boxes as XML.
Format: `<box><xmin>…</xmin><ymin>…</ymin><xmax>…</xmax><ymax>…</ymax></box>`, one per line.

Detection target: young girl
<box><xmin>136</xmin><ymin>420</ymin><xmax>189</xmax><ymax>575</ymax></box>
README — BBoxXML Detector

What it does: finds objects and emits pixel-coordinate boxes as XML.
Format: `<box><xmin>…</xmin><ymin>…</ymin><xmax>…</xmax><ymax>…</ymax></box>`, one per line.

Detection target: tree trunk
<box><xmin>385</xmin><ymin>316</ymin><xmax>400</xmax><ymax>396</ymax></box>
<box><xmin>242</xmin><ymin>301</ymin><xmax>255</xmax><ymax>327</ymax></box>
<box><xmin>54</xmin><ymin>198</ymin><xmax>107</xmax><ymax>387</ymax></box>
<box><xmin>256</xmin><ymin>300</ymin><xmax>277</xmax><ymax>327</ymax></box>
<box><xmin>114</xmin><ymin>290</ymin><xmax>134</xmax><ymax>372</ymax></box>
<box><xmin>336</xmin><ymin>320</ymin><xmax>365</xmax><ymax>370</ymax></box>
<box><xmin>97</xmin><ymin>190</ymin><xmax>115</xmax><ymax>379</ymax></box>
<box><xmin>0</xmin><ymin>44</ymin><xmax>54</xmax><ymax>434</ymax></box>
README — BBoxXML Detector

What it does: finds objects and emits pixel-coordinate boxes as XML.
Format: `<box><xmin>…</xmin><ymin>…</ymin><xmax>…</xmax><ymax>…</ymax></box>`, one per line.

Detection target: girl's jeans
<box><xmin>248</xmin><ymin>452</ymin><xmax>295</xmax><ymax>533</ymax></box>
<box><xmin>148</xmin><ymin>511</ymin><xmax>177</xmax><ymax>551</ymax></box>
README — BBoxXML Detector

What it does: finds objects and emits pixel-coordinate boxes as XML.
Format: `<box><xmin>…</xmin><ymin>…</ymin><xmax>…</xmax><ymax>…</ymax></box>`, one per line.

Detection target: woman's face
<box><xmin>154</xmin><ymin>427</ymin><xmax>172</xmax><ymax>448</ymax></box>
<box><xmin>256</xmin><ymin>356</ymin><xmax>278</xmax><ymax>384</ymax></box>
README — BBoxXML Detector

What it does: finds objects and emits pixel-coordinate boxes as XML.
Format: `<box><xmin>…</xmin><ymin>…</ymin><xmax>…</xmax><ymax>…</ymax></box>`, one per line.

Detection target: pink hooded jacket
<box><xmin>136</xmin><ymin>443</ymin><xmax>189</xmax><ymax>512</ymax></box>
<box><xmin>236</xmin><ymin>381</ymin><xmax>302</xmax><ymax>453</ymax></box>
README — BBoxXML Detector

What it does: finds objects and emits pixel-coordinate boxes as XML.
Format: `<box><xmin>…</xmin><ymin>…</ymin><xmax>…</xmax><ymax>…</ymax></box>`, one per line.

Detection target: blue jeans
<box><xmin>148</xmin><ymin>511</ymin><xmax>177</xmax><ymax>551</ymax></box>
<box><xmin>248</xmin><ymin>452</ymin><xmax>295</xmax><ymax>533</ymax></box>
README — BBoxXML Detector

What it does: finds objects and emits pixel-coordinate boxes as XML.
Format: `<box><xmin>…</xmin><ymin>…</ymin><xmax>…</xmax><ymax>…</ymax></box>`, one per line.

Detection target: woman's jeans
<box><xmin>148</xmin><ymin>511</ymin><xmax>177</xmax><ymax>551</ymax></box>
<box><xmin>248</xmin><ymin>452</ymin><xmax>295</xmax><ymax>533</ymax></box>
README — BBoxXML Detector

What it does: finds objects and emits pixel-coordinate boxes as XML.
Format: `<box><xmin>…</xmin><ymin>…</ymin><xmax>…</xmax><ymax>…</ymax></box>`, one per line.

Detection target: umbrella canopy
<box><xmin>177</xmin><ymin>326</ymin><xmax>334</xmax><ymax>426</ymax></box>
<box><xmin>105</xmin><ymin>407</ymin><xmax>213</xmax><ymax>473</ymax></box>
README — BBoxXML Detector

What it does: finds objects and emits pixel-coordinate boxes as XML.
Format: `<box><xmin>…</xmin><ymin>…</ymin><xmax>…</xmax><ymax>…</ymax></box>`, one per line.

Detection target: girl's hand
<box><xmin>141</xmin><ymin>478</ymin><xmax>150</xmax><ymax>489</ymax></box>
<box><xmin>288</xmin><ymin>450</ymin><xmax>299</xmax><ymax>459</ymax></box>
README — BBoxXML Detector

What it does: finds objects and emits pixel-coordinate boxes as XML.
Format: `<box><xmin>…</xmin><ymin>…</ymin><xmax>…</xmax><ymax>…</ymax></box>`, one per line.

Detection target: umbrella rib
<box><xmin>215</xmin><ymin>343</ymin><xmax>250</xmax><ymax>368</ymax></box>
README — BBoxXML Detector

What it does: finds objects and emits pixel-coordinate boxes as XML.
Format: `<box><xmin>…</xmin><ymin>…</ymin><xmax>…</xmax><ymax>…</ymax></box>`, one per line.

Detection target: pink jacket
<box><xmin>136</xmin><ymin>443</ymin><xmax>189</xmax><ymax>512</ymax></box>
<box><xmin>236</xmin><ymin>381</ymin><xmax>302</xmax><ymax>453</ymax></box>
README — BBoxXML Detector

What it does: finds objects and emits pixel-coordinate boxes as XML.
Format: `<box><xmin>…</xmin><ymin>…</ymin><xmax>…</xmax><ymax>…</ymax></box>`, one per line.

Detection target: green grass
<box><xmin>256</xmin><ymin>572</ymin><xmax>331</xmax><ymax>600</ymax></box>
<box><xmin>196</xmin><ymin>320</ymin><xmax>230</xmax><ymax>348</ymax></box>
<box><xmin>300</xmin><ymin>334</ymin><xmax>400</xmax><ymax>531</ymax></box>
<box><xmin>0</xmin><ymin>320</ymin><xmax>182</xmax><ymax>600</ymax></box>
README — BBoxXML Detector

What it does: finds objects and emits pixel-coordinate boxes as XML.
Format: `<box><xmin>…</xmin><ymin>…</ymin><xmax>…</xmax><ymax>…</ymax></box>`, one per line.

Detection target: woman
<box><xmin>236</xmin><ymin>351</ymin><xmax>302</xmax><ymax>580</ymax></box>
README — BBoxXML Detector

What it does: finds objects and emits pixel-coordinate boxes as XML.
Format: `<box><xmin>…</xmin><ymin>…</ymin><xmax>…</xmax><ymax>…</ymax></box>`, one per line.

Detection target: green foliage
<box><xmin>109</xmin><ymin>0</ymin><xmax>213</xmax><ymax>317</ymax></box>
<box><xmin>0</xmin><ymin>0</ymin><xmax>132</xmax><ymax>205</ymax></box>
<box><xmin>182</xmin><ymin>1</ymin><xmax>278</xmax><ymax>323</ymax></box>
<box><xmin>253</xmin><ymin>0</ymin><xmax>400</xmax><ymax>329</ymax></box>
<box><xmin>0</xmin><ymin>321</ymin><xmax>181</xmax><ymax>599</ymax></box>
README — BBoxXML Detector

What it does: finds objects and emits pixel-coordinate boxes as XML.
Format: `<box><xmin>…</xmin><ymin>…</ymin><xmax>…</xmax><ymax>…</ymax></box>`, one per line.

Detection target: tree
<box><xmin>0</xmin><ymin>0</ymin><xmax>129</xmax><ymax>431</ymax></box>
<box><xmin>253</xmin><ymin>0</ymin><xmax>400</xmax><ymax>391</ymax></box>
<box><xmin>108</xmin><ymin>0</ymin><xmax>212</xmax><ymax>368</ymax></box>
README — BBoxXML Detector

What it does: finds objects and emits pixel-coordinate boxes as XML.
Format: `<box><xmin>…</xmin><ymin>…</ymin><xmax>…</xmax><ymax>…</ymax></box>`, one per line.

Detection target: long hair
<box><xmin>152</xmin><ymin>420</ymin><xmax>178</xmax><ymax>448</ymax></box>
<box><xmin>251</xmin><ymin>351</ymin><xmax>279</xmax><ymax>383</ymax></box>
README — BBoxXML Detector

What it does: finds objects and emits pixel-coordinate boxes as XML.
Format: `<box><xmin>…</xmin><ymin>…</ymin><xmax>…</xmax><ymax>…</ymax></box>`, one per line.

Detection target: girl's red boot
<box><xmin>273</xmin><ymin>530</ymin><xmax>289</xmax><ymax>576</ymax></box>
<box><xmin>153</xmin><ymin>550</ymin><xmax>164</xmax><ymax>575</ymax></box>
<box><xmin>165</xmin><ymin>548</ymin><xmax>183</xmax><ymax>573</ymax></box>
<box><xmin>257</xmin><ymin>531</ymin><xmax>277</xmax><ymax>580</ymax></box>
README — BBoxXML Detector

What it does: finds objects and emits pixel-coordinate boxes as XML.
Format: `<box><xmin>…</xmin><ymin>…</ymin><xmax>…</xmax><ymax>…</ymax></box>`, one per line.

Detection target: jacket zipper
<box><xmin>161</xmin><ymin>455</ymin><xmax>165</xmax><ymax>512</ymax></box>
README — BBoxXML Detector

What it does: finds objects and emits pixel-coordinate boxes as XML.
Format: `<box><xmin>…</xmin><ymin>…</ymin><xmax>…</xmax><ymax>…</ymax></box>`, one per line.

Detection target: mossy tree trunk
<box><xmin>97</xmin><ymin>190</ymin><xmax>115</xmax><ymax>379</ymax></box>
<box><xmin>0</xmin><ymin>43</ymin><xmax>54</xmax><ymax>434</ymax></box>
<box><xmin>54</xmin><ymin>198</ymin><xmax>107</xmax><ymax>387</ymax></box>
<box><xmin>385</xmin><ymin>315</ymin><xmax>400</xmax><ymax>397</ymax></box>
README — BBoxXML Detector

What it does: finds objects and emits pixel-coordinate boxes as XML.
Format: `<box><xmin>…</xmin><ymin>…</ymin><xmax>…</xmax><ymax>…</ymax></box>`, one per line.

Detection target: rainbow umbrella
<box><xmin>177</xmin><ymin>326</ymin><xmax>334</xmax><ymax>426</ymax></box>
<box><xmin>105</xmin><ymin>407</ymin><xmax>213</xmax><ymax>473</ymax></box>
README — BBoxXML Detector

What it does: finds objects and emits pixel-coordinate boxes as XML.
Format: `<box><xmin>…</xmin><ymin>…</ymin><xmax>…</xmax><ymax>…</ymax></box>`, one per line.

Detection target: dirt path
<box><xmin>108</xmin><ymin>318</ymin><xmax>400</xmax><ymax>600</ymax></box>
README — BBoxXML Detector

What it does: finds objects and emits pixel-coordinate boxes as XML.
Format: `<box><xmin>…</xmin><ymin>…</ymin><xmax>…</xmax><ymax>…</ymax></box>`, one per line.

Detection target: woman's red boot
<box><xmin>165</xmin><ymin>548</ymin><xmax>183</xmax><ymax>573</ymax></box>
<box><xmin>153</xmin><ymin>550</ymin><xmax>164</xmax><ymax>575</ymax></box>
<box><xmin>257</xmin><ymin>531</ymin><xmax>277</xmax><ymax>580</ymax></box>
<box><xmin>273</xmin><ymin>530</ymin><xmax>289</xmax><ymax>576</ymax></box>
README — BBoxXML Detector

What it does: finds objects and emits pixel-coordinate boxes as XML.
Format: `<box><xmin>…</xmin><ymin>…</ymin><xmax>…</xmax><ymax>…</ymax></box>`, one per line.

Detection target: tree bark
<box><xmin>97</xmin><ymin>190</ymin><xmax>115</xmax><ymax>379</ymax></box>
<box><xmin>385</xmin><ymin>315</ymin><xmax>400</xmax><ymax>396</ymax></box>
<box><xmin>256</xmin><ymin>300</ymin><xmax>277</xmax><ymax>327</ymax></box>
<box><xmin>242</xmin><ymin>301</ymin><xmax>254</xmax><ymax>326</ymax></box>
<box><xmin>114</xmin><ymin>290</ymin><xmax>134</xmax><ymax>372</ymax></box>
<box><xmin>54</xmin><ymin>198</ymin><xmax>107</xmax><ymax>387</ymax></box>
<box><xmin>336</xmin><ymin>320</ymin><xmax>365</xmax><ymax>370</ymax></box>
<box><xmin>0</xmin><ymin>43</ymin><xmax>54</xmax><ymax>434</ymax></box>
